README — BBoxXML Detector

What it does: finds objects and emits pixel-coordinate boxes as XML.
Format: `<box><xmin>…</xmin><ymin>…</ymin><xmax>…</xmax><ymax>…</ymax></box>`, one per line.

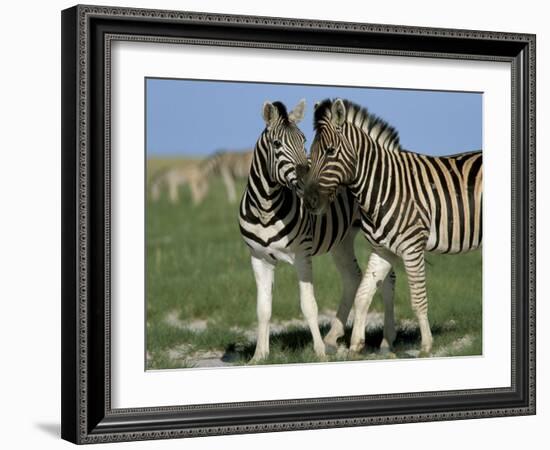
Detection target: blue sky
<box><xmin>146</xmin><ymin>78</ymin><xmax>482</xmax><ymax>157</ymax></box>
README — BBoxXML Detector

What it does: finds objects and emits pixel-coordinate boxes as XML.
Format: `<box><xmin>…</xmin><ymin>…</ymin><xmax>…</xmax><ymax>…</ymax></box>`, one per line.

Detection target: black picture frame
<box><xmin>61</xmin><ymin>4</ymin><xmax>536</xmax><ymax>444</ymax></box>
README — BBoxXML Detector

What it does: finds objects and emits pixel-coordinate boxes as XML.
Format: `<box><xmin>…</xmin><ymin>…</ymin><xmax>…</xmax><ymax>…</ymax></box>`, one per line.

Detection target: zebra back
<box><xmin>201</xmin><ymin>150</ymin><xmax>254</xmax><ymax>179</ymax></box>
<box><xmin>307</xmin><ymin>98</ymin><xmax>482</xmax><ymax>256</ymax></box>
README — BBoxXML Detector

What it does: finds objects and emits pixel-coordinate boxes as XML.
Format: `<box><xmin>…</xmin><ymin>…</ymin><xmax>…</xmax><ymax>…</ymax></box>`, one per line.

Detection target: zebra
<box><xmin>239</xmin><ymin>99</ymin><xmax>397</xmax><ymax>361</ymax></box>
<box><xmin>302</xmin><ymin>98</ymin><xmax>482</xmax><ymax>356</ymax></box>
<box><xmin>149</xmin><ymin>150</ymin><xmax>252</xmax><ymax>206</ymax></box>
<box><xmin>149</xmin><ymin>162</ymin><xmax>208</xmax><ymax>205</ymax></box>
<box><xmin>201</xmin><ymin>149</ymin><xmax>253</xmax><ymax>204</ymax></box>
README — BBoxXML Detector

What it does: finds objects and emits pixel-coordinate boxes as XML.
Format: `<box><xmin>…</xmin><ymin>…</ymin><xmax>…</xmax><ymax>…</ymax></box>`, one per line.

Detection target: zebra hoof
<box><xmin>250</xmin><ymin>352</ymin><xmax>268</xmax><ymax>364</ymax></box>
<box><xmin>326</xmin><ymin>345</ymin><xmax>338</xmax><ymax>356</ymax></box>
<box><xmin>314</xmin><ymin>345</ymin><xmax>327</xmax><ymax>360</ymax></box>
<box><xmin>348</xmin><ymin>346</ymin><xmax>365</xmax><ymax>360</ymax></box>
<box><xmin>379</xmin><ymin>346</ymin><xmax>397</xmax><ymax>359</ymax></box>
<box><xmin>349</xmin><ymin>343</ymin><xmax>365</xmax><ymax>357</ymax></box>
<box><xmin>324</xmin><ymin>338</ymin><xmax>338</xmax><ymax>355</ymax></box>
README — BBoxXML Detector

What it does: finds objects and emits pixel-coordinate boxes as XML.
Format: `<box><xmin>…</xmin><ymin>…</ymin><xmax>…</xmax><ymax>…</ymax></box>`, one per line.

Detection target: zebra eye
<box><xmin>326</xmin><ymin>146</ymin><xmax>336</xmax><ymax>155</ymax></box>
<box><xmin>273</xmin><ymin>139</ymin><xmax>283</xmax><ymax>149</ymax></box>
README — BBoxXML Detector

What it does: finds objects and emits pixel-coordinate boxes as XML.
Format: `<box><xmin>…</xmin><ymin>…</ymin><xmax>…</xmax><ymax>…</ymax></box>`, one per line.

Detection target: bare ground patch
<box><xmin>148</xmin><ymin>309</ymin><xmax>469</xmax><ymax>369</ymax></box>
<box><xmin>164</xmin><ymin>310</ymin><xmax>208</xmax><ymax>332</ymax></box>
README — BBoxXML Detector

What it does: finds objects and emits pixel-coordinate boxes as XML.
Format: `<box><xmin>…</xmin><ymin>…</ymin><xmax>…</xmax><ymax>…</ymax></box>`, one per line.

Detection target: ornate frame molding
<box><xmin>61</xmin><ymin>4</ymin><xmax>536</xmax><ymax>444</ymax></box>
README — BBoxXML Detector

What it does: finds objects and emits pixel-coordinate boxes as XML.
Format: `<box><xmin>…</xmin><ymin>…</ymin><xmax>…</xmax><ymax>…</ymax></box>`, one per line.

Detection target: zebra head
<box><xmin>303</xmin><ymin>98</ymin><xmax>357</xmax><ymax>214</ymax></box>
<box><xmin>261</xmin><ymin>99</ymin><xmax>309</xmax><ymax>192</ymax></box>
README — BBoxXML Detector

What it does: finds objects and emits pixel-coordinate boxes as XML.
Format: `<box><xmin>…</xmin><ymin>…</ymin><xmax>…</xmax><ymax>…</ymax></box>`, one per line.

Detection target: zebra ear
<box><xmin>331</xmin><ymin>99</ymin><xmax>346</xmax><ymax>128</ymax></box>
<box><xmin>288</xmin><ymin>99</ymin><xmax>306</xmax><ymax>124</ymax></box>
<box><xmin>314</xmin><ymin>101</ymin><xmax>321</xmax><ymax>110</ymax></box>
<box><xmin>262</xmin><ymin>101</ymin><xmax>279</xmax><ymax>128</ymax></box>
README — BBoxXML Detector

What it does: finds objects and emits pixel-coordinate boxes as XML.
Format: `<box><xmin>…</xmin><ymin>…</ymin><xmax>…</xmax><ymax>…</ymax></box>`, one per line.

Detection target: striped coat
<box><xmin>239</xmin><ymin>99</ymin><xmax>395</xmax><ymax>361</ymax></box>
<box><xmin>304</xmin><ymin>98</ymin><xmax>482</xmax><ymax>355</ymax></box>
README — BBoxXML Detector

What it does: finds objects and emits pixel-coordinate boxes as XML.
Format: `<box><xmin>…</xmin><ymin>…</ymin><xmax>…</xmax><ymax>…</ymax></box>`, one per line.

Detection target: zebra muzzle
<box><xmin>304</xmin><ymin>184</ymin><xmax>322</xmax><ymax>213</ymax></box>
<box><xmin>296</xmin><ymin>163</ymin><xmax>309</xmax><ymax>181</ymax></box>
<box><xmin>294</xmin><ymin>164</ymin><xmax>309</xmax><ymax>198</ymax></box>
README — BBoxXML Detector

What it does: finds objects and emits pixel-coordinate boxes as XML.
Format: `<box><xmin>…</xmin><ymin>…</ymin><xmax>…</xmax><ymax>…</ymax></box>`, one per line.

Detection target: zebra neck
<box><xmin>244</xmin><ymin>145</ymin><xmax>288</xmax><ymax>212</ymax></box>
<box><xmin>349</xmin><ymin>139</ymin><xmax>402</xmax><ymax>223</ymax></box>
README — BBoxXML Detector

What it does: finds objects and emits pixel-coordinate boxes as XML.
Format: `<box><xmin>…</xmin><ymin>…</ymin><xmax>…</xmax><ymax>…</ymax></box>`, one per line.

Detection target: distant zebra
<box><xmin>149</xmin><ymin>163</ymin><xmax>208</xmax><ymax>205</ymax></box>
<box><xmin>239</xmin><ymin>99</ymin><xmax>396</xmax><ymax>361</ymax></box>
<box><xmin>149</xmin><ymin>150</ymin><xmax>252</xmax><ymax>206</ymax></box>
<box><xmin>303</xmin><ymin>99</ymin><xmax>482</xmax><ymax>356</ymax></box>
<box><xmin>201</xmin><ymin>149</ymin><xmax>253</xmax><ymax>203</ymax></box>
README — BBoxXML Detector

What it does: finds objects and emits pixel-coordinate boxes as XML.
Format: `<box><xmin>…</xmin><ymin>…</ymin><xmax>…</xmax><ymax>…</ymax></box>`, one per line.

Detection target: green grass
<box><xmin>146</xmin><ymin>158</ymin><xmax>482</xmax><ymax>369</ymax></box>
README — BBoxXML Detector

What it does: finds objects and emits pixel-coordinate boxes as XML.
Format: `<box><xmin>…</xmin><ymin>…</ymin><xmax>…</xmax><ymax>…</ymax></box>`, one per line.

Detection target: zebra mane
<box><xmin>270</xmin><ymin>101</ymin><xmax>291</xmax><ymax>124</ymax></box>
<box><xmin>199</xmin><ymin>149</ymin><xmax>225</xmax><ymax>175</ymax></box>
<box><xmin>314</xmin><ymin>98</ymin><xmax>401</xmax><ymax>152</ymax></box>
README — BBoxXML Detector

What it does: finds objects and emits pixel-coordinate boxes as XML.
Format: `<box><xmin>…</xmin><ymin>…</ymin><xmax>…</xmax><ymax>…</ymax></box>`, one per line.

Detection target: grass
<box><xmin>146</xmin><ymin>158</ymin><xmax>483</xmax><ymax>369</ymax></box>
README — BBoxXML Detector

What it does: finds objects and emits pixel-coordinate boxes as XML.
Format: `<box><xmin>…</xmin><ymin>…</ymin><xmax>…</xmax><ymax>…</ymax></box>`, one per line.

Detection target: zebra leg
<box><xmin>168</xmin><ymin>179</ymin><xmax>179</xmax><ymax>204</ymax></box>
<box><xmin>380</xmin><ymin>270</ymin><xmax>397</xmax><ymax>354</ymax></box>
<box><xmin>250</xmin><ymin>255</ymin><xmax>275</xmax><ymax>362</ymax></box>
<box><xmin>402</xmin><ymin>251</ymin><xmax>433</xmax><ymax>356</ymax></box>
<box><xmin>324</xmin><ymin>231</ymin><xmax>362</xmax><ymax>353</ymax></box>
<box><xmin>190</xmin><ymin>176</ymin><xmax>208</xmax><ymax>206</ymax></box>
<box><xmin>220</xmin><ymin>167</ymin><xmax>237</xmax><ymax>204</ymax></box>
<box><xmin>294</xmin><ymin>256</ymin><xmax>326</xmax><ymax>359</ymax></box>
<box><xmin>349</xmin><ymin>252</ymin><xmax>393</xmax><ymax>354</ymax></box>
<box><xmin>189</xmin><ymin>179</ymin><xmax>200</xmax><ymax>206</ymax></box>
<box><xmin>150</xmin><ymin>182</ymin><xmax>160</xmax><ymax>202</ymax></box>
<box><xmin>196</xmin><ymin>177</ymin><xmax>209</xmax><ymax>204</ymax></box>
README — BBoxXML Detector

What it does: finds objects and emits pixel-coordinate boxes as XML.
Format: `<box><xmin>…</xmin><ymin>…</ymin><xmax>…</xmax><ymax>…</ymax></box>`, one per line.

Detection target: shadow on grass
<box><xmin>221</xmin><ymin>323</ymin><xmax>447</xmax><ymax>363</ymax></box>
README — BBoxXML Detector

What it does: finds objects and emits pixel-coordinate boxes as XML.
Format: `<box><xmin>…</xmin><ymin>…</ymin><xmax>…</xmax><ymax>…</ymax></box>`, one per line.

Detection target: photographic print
<box><xmin>62</xmin><ymin>6</ymin><xmax>535</xmax><ymax>442</ymax></box>
<box><xmin>145</xmin><ymin>78</ymin><xmax>483</xmax><ymax>370</ymax></box>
